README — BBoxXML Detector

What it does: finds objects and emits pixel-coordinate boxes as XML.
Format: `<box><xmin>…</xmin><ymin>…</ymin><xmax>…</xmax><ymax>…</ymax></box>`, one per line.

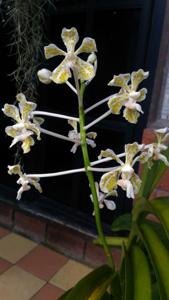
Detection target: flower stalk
<box><xmin>74</xmin><ymin>75</ymin><xmax>115</xmax><ymax>269</ymax></box>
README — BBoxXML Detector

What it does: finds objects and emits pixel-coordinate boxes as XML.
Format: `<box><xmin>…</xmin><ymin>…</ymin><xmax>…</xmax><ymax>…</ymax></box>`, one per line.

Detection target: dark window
<box><xmin>0</xmin><ymin>0</ymin><xmax>166</xmax><ymax>230</ymax></box>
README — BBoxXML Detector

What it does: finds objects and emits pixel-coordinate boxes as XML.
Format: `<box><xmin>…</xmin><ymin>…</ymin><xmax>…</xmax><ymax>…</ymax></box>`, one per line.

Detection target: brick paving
<box><xmin>0</xmin><ymin>226</ymin><xmax>92</xmax><ymax>300</ymax></box>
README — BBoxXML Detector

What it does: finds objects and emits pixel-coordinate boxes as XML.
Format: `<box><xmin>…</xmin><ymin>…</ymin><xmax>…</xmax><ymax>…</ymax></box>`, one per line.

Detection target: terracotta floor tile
<box><xmin>0</xmin><ymin>227</ymin><xmax>10</xmax><ymax>239</ymax></box>
<box><xmin>17</xmin><ymin>245</ymin><xmax>68</xmax><ymax>281</ymax></box>
<box><xmin>0</xmin><ymin>258</ymin><xmax>12</xmax><ymax>274</ymax></box>
<box><xmin>0</xmin><ymin>233</ymin><xmax>37</xmax><ymax>263</ymax></box>
<box><xmin>50</xmin><ymin>259</ymin><xmax>92</xmax><ymax>290</ymax></box>
<box><xmin>32</xmin><ymin>283</ymin><xmax>64</xmax><ymax>300</ymax></box>
<box><xmin>0</xmin><ymin>266</ymin><xmax>45</xmax><ymax>300</ymax></box>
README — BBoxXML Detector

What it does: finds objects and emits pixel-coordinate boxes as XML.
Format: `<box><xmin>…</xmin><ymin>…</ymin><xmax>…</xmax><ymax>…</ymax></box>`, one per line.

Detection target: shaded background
<box><xmin>0</xmin><ymin>0</ymin><xmax>166</xmax><ymax>232</ymax></box>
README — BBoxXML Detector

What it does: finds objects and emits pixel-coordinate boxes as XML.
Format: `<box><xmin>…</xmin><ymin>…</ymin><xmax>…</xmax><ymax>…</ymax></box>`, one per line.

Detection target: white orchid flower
<box><xmin>2</xmin><ymin>93</ymin><xmax>44</xmax><ymax>154</ymax></box>
<box><xmin>108</xmin><ymin>69</ymin><xmax>149</xmax><ymax>123</ymax></box>
<box><xmin>99</xmin><ymin>143</ymin><xmax>143</xmax><ymax>199</ymax></box>
<box><xmin>68</xmin><ymin>120</ymin><xmax>97</xmax><ymax>153</ymax></box>
<box><xmin>90</xmin><ymin>182</ymin><xmax>117</xmax><ymax>215</ymax></box>
<box><xmin>8</xmin><ymin>165</ymin><xmax>42</xmax><ymax>200</ymax></box>
<box><xmin>139</xmin><ymin>127</ymin><xmax>169</xmax><ymax>168</ymax></box>
<box><xmin>37</xmin><ymin>27</ymin><xmax>97</xmax><ymax>84</ymax></box>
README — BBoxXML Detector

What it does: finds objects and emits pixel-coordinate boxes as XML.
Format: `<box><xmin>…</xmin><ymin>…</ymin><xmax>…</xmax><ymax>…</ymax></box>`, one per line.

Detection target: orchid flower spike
<box><xmin>38</xmin><ymin>27</ymin><xmax>97</xmax><ymax>84</ymax></box>
<box><xmin>2</xmin><ymin>93</ymin><xmax>44</xmax><ymax>154</ymax></box>
<box><xmin>68</xmin><ymin>120</ymin><xmax>97</xmax><ymax>153</ymax></box>
<box><xmin>99</xmin><ymin>143</ymin><xmax>143</xmax><ymax>199</ymax></box>
<box><xmin>8</xmin><ymin>165</ymin><xmax>42</xmax><ymax>200</ymax></box>
<box><xmin>139</xmin><ymin>127</ymin><xmax>169</xmax><ymax>168</ymax></box>
<box><xmin>90</xmin><ymin>182</ymin><xmax>117</xmax><ymax>215</ymax></box>
<box><xmin>108</xmin><ymin>69</ymin><xmax>149</xmax><ymax>123</ymax></box>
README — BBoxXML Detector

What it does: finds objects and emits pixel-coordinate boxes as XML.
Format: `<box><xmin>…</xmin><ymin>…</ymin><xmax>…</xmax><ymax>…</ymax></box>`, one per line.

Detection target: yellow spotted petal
<box><xmin>5</xmin><ymin>126</ymin><xmax>17</xmax><ymax>137</ymax></box>
<box><xmin>108</xmin><ymin>93</ymin><xmax>128</xmax><ymax>114</ymax></box>
<box><xmin>163</xmin><ymin>133</ymin><xmax>169</xmax><ymax>143</ymax></box>
<box><xmin>123</xmin><ymin>107</ymin><xmax>140</xmax><ymax>124</ymax></box>
<box><xmin>86</xmin><ymin>132</ymin><xmax>97</xmax><ymax>139</ymax></box>
<box><xmin>44</xmin><ymin>43</ymin><xmax>66</xmax><ymax>59</ymax></box>
<box><xmin>131</xmin><ymin>173</ymin><xmax>141</xmax><ymax>195</ymax></box>
<box><xmin>125</xmin><ymin>142</ymin><xmax>140</xmax><ymax>164</ymax></box>
<box><xmin>22</xmin><ymin>136</ymin><xmax>35</xmax><ymax>154</ymax></box>
<box><xmin>68</xmin><ymin>119</ymin><xmax>77</xmax><ymax>131</ymax></box>
<box><xmin>100</xmin><ymin>171</ymin><xmax>118</xmax><ymax>193</ymax></box>
<box><xmin>25</xmin><ymin>123</ymin><xmax>41</xmax><ymax>140</ymax></box>
<box><xmin>99</xmin><ymin>149</ymin><xmax>123</xmax><ymax>165</ymax></box>
<box><xmin>155</xmin><ymin>128</ymin><xmax>169</xmax><ymax>143</ymax></box>
<box><xmin>51</xmin><ymin>59</ymin><xmax>71</xmax><ymax>84</ymax></box>
<box><xmin>75</xmin><ymin>38</ymin><xmax>97</xmax><ymax>55</ymax></box>
<box><xmin>19</xmin><ymin>101</ymin><xmax>37</xmax><ymax>121</ymax></box>
<box><xmin>33</xmin><ymin>117</ymin><xmax>44</xmax><ymax>126</ymax></box>
<box><xmin>16</xmin><ymin>93</ymin><xmax>27</xmax><ymax>103</ymax></box>
<box><xmin>2</xmin><ymin>104</ymin><xmax>20</xmax><ymax>122</ymax></box>
<box><xmin>8</xmin><ymin>164</ymin><xmax>22</xmax><ymax>176</ymax></box>
<box><xmin>28</xmin><ymin>177</ymin><xmax>42</xmax><ymax>193</ymax></box>
<box><xmin>76</xmin><ymin>57</ymin><xmax>95</xmax><ymax>81</ymax></box>
<box><xmin>137</xmin><ymin>88</ymin><xmax>147</xmax><ymax>102</ymax></box>
<box><xmin>61</xmin><ymin>27</ymin><xmax>79</xmax><ymax>52</ymax></box>
<box><xmin>108</xmin><ymin>73</ymin><xmax>130</xmax><ymax>91</ymax></box>
<box><xmin>131</xmin><ymin>69</ymin><xmax>149</xmax><ymax>91</ymax></box>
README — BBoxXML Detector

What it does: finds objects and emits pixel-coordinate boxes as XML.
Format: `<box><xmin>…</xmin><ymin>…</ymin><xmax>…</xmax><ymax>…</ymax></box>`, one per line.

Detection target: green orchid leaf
<box><xmin>111</xmin><ymin>213</ymin><xmax>132</xmax><ymax>232</ymax></box>
<box><xmin>139</xmin><ymin>223</ymin><xmax>169</xmax><ymax>299</ymax></box>
<box><xmin>111</xmin><ymin>273</ymin><xmax>122</xmax><ymax>299</ymax></box>
<box><xmin>152</xmin><ymin>283</ymin><xmax>160</xmax><ymax>300</ymax></box>
<box><xmin>123</xmin><ymin>246</ymin><xmax>133</xmax><ymax>300</ymax></box>
<box><xmin>131</xmin><ymin>245</ymin><xmax>151</xmax><ymax>300</ymax></box>
<box><xmin>100</xmin><ymin>292</ymin><xmax>112</xmax><ymax>300</ymax></box>
<box><xmin>139</xmin><ymin>147</ymin><xmax>169</xmax><ymax>198</ymax></box>
<box><xmin>58</xmin><ymin>290</ymin><xmax>72</xmax><ymax>300</ymax></box>
<box><xmin>63</xmin><ymin>265</ymin><xmax>114</xmax><ymax>300</ymax></box>
<box><xmin>144</xmin><ymin>219</ymin><xmax>169</xmax><ymax>249</ymax></box>
<box><xmin>148</xmin><ymin>197</ymin><xmax>169</xmax><ymax>239</ymax></box>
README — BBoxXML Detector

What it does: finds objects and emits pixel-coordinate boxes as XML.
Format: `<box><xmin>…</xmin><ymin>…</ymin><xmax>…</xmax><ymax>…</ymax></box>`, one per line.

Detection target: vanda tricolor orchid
<box><xmin>99</xmin><ymin>143</ymin><xmax>143</xmax><ymax>199</ymax></box>
<box><xmin>38</xmin><ymin>27</ymin><xmax>97</xmax><ymax>84</ymax></box>
<box><xmin>2</xmin><ymin>93</ymin><xmax>43</xmax><ymax>153</ymax></box>
<box><xmin>139</xmin><ymin>127</ymin><xmax>169</xmax><ymax>168</ymax></box>
<box><xmin>68</xmin><ymin>119</ymin><xmax>97</xmax><ymax>153</ymax></box>
<box><xmin>90</xmin><ymin>182</ymin><xmax>117</xmax><ymax>214</ymax></box>
<box><xmin>108</xmin><ymin>69</ymin><xmax>149</xmax><ymax>123</ymax></box>
<box><xmin>8</xmin><ymin>165</ymin><xmax>42</xmax><ymax>200</ymax></box>
<box><xmin>3</xmin><ymin>26</ymin><xmax>169</xmax><ymax>300</ymax></box>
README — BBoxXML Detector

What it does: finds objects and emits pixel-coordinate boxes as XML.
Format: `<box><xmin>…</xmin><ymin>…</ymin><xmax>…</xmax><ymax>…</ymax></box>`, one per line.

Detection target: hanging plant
<box><xmin>1</xmin><ymin>0</ymin><xmax>54</xmax><ymax>100</ymax></box>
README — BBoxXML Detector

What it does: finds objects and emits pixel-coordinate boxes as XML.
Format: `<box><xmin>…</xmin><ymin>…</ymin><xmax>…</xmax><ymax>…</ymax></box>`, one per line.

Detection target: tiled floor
<box><xmin>0</xmin><ymin>227</ymin><xmax>92</xmax><ymax>300</ymax></box>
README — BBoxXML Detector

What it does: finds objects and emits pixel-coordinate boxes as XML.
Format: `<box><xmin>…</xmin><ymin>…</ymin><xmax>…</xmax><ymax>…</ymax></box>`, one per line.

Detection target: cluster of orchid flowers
<box><xmin>2</xmin><ymin>27</ymin><xmax>169</xmax><ymax>212</ymax></box>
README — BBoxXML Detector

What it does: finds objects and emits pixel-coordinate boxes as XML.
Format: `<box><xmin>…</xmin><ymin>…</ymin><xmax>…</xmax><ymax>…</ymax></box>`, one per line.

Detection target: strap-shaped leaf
<box><xmin>123</xmin><ymin>247</ymin><xmax>133</xmax><ymax>300</ymax></box>
<box><xmin>111</xmin><ymin>273</ymin><xmax>122</xmax><ymax>299</ymax></box>
<box><xmin>111</xmin><ymin>214</ymin><xmax>132</xmax><ymax>232</ymax></box>
<box><xmin>139</xmin><ymin>223</ymin><xmax>169</xmax><ymax>299</ymax></box>
<box><xmin>131</xmin><ymin>245</ymin><xmax>152</xmax><ymax>300</ymax></box>
<box><xmin>58</xmin><ymin>290</ymin><xmax>71</xmax><ymax>300</ymax></box>
<box><xmin>100</xmin><ymin>292</ymin><xmax>112</xmax><ymax>300</ymax></box>
<box><xmin>63</xmin><ymin>265</ymin><xmax>114</xmax><ymax>300</ymax></box>
<box><xmin>139</xmin><ymin>147</ymin><xmax>169</xmax><ymax>198</ymax></box>
<box><xmin>149</xmin><ymin>197</ymin><xmax>169</xmax><ymax>239</ymax></box>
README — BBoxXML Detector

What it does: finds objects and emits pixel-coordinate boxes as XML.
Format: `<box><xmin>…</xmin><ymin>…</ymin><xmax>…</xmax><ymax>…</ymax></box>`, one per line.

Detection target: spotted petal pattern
<box><xmin>108</xmin><ymin>69</ymin><xmax>149</xmax><ymax>123</ymax></box>
<box><xmin>99</xmin><ymin>143</ymin><xmax>142</xmax><ymax>199</ymax></box>
<box><xmin>2</xmin><ymin>93</ymin><xmax>42</xmax><ymax>154</ymax></box>
<box><xmin>8</xmin><ymin>164</ymin><xmax>42</xmax><ymax>200</ymax></box>
<box><xmin>38</xmin><ymin>27</ymin><xmax>97</xmax><ymax>84</ymax></box>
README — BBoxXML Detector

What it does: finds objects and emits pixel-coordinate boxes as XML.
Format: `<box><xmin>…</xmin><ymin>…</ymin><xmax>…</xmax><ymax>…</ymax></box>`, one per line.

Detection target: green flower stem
<box><xmin>127</xmin><ymin>196</ymin><xmax>148</xmax><ymax>250</ymax></box>
<box><xmin>79</xmin><ymin>104</ymin><xmax>114</xmax><ymax>269</ymax></box>
<box><xmin>72</xmin><ymin>70</ymin><xmax>114</xmax><ymax>269</ymax></box>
